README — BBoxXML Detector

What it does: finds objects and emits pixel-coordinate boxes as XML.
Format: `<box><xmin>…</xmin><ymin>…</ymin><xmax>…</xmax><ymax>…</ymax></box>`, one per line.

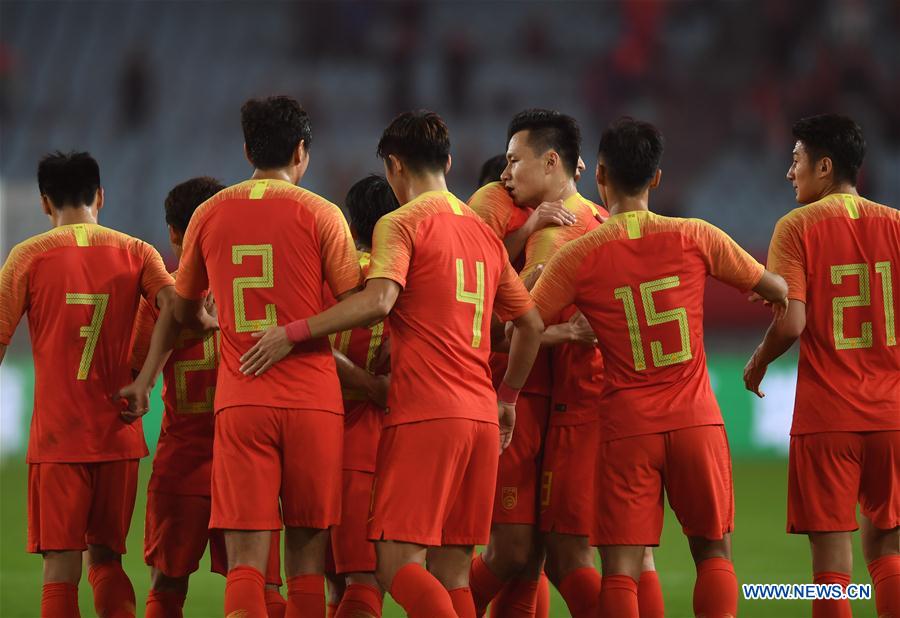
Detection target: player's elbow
<box><xmin>155</xmin><ymin>285</ymin><xmax>176</xmax><ymax>312</ymax></box>
<box><xmin>513</xmin><ymin>307</ymin><xmax>545</xmax><ymax>339</ymax></box>
<box><xmin>754</xmin><ymin>271</ymin><xmax>789</xmax><ymax>304</ymax></box>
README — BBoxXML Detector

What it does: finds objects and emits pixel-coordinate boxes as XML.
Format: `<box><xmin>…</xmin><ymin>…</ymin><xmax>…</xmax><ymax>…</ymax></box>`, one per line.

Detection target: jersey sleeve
<box><xmin>531</xmin><ymin>241</ymin><xmax>581</xmax><ymax>325</ymax></box>
<box><xmin>137</xmin><ymin>241</ymin><xmax>175</xmax><ymax>307</ymax></box>
<box><xmin>129</xmin><ymin>297</ymin><xmax>158</xmax><ymax>370</ymax></box>
<box><xmin>367</xmin><ymin>215</ymin><xmax>414</xmax><ymax>288</ymax></box>
<box><xmin>0</xmin><ymin>246</ymin><xmax>30</xmax><ymax>346</ymax></box>
<box><xmin>520</xmin><ymin>226</ymin><xmax>571</xmax><ymax>283</ymax></box>
<box><xmin>175</xmin><ymin>214</ymin><xmax>209</xmax><ymax>301</ymax></box>
<box><xmin>695</xmin><ymin>220</ymin><xmax>765</xmax><ymax>292</ymax></box>
<box><xmin>766</xmin><ymin>214</ymin><xmax>807</xmax><ymax>302</ymax></box>
<box><xmin>468</xmin><ymin>183</ymin><xmax>513</xmax><ymax>239</ymax></box>
<box><xmin>493</xmin><ymin>261</ymin><xmax>535</xmax><ymax>321</ymax></box>
<box><xmin>317</xmin><ymin>204</ymin><xmax>363</xmax><ymax>298</ymax></box>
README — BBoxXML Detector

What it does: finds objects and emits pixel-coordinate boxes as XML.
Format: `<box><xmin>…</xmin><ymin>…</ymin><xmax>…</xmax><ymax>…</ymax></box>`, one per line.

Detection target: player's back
<box><xmin>769</xmin><ymin>193</ymin><xmax>900</xmax><ymax>433</ymax></box>
<box><xmin>0</xmin><ymin>223</ymin><xmax>173</xmax><ymax>462</ymax></box>
<box><xmin>536</xmin><ymin>210</ymin><xmax>764</xmax><ymax>440</ymax></box>
<box><xmin>368</xmin><ymin>190</ymin><xmax>527</xmax><ymax>427</ymax></box>
<box><xmin>177</xmin><ymin>178</ymin><xmax>361</xmax><ymax>414</ymax></box>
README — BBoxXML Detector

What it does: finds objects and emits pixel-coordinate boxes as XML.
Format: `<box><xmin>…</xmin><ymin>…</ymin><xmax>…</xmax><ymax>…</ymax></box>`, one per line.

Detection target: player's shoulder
<box><xmin>468</xmin><ymin>182</ymin><xmax>514</xmax><ymax>212</ymax></box>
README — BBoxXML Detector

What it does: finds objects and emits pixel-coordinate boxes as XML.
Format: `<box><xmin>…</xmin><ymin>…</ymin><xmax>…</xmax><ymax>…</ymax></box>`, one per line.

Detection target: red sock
<box><xmin>811</xmin><ymin>571</ymin><xmax>851</xmax><ymax>618</ymax></box>
<box><xmin>557</xmin><ymin>567</ymin><xmax>601</xmax><ymax>618</ymax></box>
<box><xmin>326</xmin><ymin>602</ymin><xmax>339</xmax><ymax>618</ymax></box>
<box><xmin>87</xmin><ymin>562</ymin><xmax>136</xmax><ymax>618</ymax></box>
<box><xmin>599</xmin><ymin>574</ymin><xmax>639</xmax><ymax>618</ymax></box>
<box><xmin>470</xmin><ymin>555</ymin><xmax>505</xmax><ymax>617</ymax></box>
<box><xmin>145</xmin><ymin>589</ymin><xmax>185</xmax><ymax>618</ymax></box>
<box><xmin>225</xmin><ymin>566</ymin><xmax>267</xmax><ymax>618</ymax></box>
<box><xmin>869</xmin><ymin>555</ymin><xmax>900</xmax><ymax>618</ymax></box>
<box><xmin>694</xmin><ymin>558</ymin><xmax>738</xmax><ymax>618</ymax></box>
<box><xmin>388</xmin><ymin>563</ymin><xmax>457</xmax><ymax>618</ymax></box>
<box><xmin>638</xmin><ymin>570</ymin><xmax>664</xmax><ymax>618</ymax></box>
<box><xmin>286</xmin><ymin>575</ymin><xmax>325</xmax><ymax>618</ymax></box>
<box><xmin>490</xmin><ymin>578</ymin><xmax>539</xmax><ymax>617</ymax></box>
<box><xmin>335</xmin><ymin>583</ymin><xmax>382</xmax><ymax>618</ymax></box>
<box><xmin>265</xmin><ymin>587</ymin><xmax>287</xmax><ymax>618</ymax></box>
<box><xmin>449</xmin><ymin>587</ymin><xmax>476</xmax><ymax>618</ymax></box>
<box><xmin>535</xmin><ymin>572</ymin><xmax>550</xmax><ymax>618</ymax></box>
<box><xmin>42</xmin><ymin>582</ymin><xmax>80</xmax><ymax>618</ymax></box>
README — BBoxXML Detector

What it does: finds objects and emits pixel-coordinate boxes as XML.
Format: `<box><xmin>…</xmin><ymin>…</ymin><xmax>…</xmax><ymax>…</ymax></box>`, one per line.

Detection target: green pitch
<box><xmin>0</xmin><ymin>459</ymin><xmax>875</xmax><ymax>617</ymax></box>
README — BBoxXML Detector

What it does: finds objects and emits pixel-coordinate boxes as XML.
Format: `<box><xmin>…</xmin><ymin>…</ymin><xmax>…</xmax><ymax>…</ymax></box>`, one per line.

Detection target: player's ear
<box><xmin>387</xmin><ymin>154</ymin><xmax>403</xmax><ymax>176</ymax></box>
<box><xmin>40</xmin><ymin>194</ymin><xmax>53</xmax><ymax>217</ymax></box>
<box><xmin>595</xmin><ymin>162</ymin><xmax>605</xmax><ymax>186</ymax></box>
<box><xmin>818</xmin><ymin>156</ymin><xmax>833</xmax><ymax>180</ymax></box>
<box><xmin>168</xmin><ymin>224</ymin><xmax>183</xmax><ymax>247</ymax></box>
<box><xmin>444</xmin><ymin>154</ymin><xmax>452</xmax><ymax>176</ymax></box>
<box><xmin>243</xmin><ymin>142</ymin><xmax>253</xmax><ymax>168</ymax></box>
<box><xmin>293</xmin><ymin>140</ymin><xmax>306</xmax><ymax>166</ymax></box>
<box><xmin>94</xmin><ymin>187</ymin><xmax>105</xmax><ymax>213</ymax></box>
<box><xmin>649</xmin><ymin>169</ymin><xmax>662</xmax><ymax>190</ymax></box>
<box><xmin>545</xmin><ymin>151</ymin><xmax>558</xmax><ymax>174</ymax></box>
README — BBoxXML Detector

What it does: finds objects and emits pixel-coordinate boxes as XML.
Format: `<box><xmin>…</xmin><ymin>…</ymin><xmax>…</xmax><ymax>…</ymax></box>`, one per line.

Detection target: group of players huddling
<box><xmin>0</xmin><ymin>96</ymin><xmax>897</xmax><ymax>618</ymax></box>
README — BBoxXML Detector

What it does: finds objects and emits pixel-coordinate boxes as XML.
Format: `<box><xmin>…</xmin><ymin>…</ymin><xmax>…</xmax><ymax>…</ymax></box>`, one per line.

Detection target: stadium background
<box><xmin>0</xmin><ymin>0</ymin><xmax>896</xmax><ymax>616</ymax></box>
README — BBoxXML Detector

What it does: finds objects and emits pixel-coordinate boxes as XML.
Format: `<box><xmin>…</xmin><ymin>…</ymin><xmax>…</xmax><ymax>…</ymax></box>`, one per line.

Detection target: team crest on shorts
<box><xmin>502</xmin><ymin>486</ymin><xmax>518</xmax><ymax>510</ymax></box>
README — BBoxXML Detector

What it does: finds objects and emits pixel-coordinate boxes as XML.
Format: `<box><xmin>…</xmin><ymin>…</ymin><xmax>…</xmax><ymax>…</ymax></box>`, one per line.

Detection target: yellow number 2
<box><xmin>173</xmin><ymin>331</ymin><xmax>219</xmax><ymax>414</ymax></box>
<box><xmin>65</xmin><ymin>293</ymin><xmax>109</xmax><ymax>380</ymax></box>
<box><xmin>232</xmin><ymin>244</ymin><xmax>277</xmax><ymax>333</ymax></box>
<box><xmin>614</xmin><ymin>276</ymin><xmax>692</xmax><ymax>371</ymax></box>
<box><xmin>455</xmin><ymin>258</ymin><xmax>485</xmax><ymax>348</ymax></box>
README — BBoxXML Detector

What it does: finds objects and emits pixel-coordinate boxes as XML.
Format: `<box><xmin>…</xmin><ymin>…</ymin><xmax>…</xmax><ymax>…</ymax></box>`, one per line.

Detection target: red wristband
<box><xmin>285</xmin><ymin>319</ymin><xmax>311</xmax><ymax>344</ymax></box>
<box><xmin>497</xmin><ymin>381</ymin><xmax>520</xmax><ymax>405</ymax></box>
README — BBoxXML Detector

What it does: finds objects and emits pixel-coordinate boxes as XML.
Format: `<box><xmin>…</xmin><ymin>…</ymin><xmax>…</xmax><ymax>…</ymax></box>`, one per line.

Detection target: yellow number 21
<box><xmin>614</xmin><ymin>276</ymin><xmax>692</xmax><ymax>371</ymax></box>
<box><xmin>65</xmin><ymin>293</ymin><xmax>109</xmax><ymax>380</ymax></box>
<box><xmin>831</xmin><ymin>261</ymin><xmax>895</xmax><ymax>350</ymax></box>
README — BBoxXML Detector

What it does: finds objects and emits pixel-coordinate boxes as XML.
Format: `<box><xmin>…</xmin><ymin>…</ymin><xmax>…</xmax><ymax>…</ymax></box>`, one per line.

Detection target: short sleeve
<box><xmin>766</xmin><ymin>215</ymin><xmax>807</xmax><ymax>302</ymax></box>
<box><xmin>175</xmin><ymin>214</ymin><xmax>208</xmax><ymax>301</ymax></box>
<box><xmin>520</xmin><ymin>226</ymin><xmax>573</xmax><ymax>283</ymax></box>
<box><xmin>367</xmin><ymin>215</ymin><xmax>414</xmax><ymax>288</ymax></box>
<box><xmin>468</xmin><ymin>183</ymin><xmax>513</xmax><ymax>239</ymax></box>
<box><xmin>531</xmin><ymin>242</ymin><xmax>580</xmax><ymax>325</ymax></box>
<box><xmin>318</xmin><ymin>205</ymin><xmax>363</xmax><ymax>298</ymax></box>
<box><xmin>138</xmin><ymin>241</ymin><xmax>175</xmax><ymax>307</ymax></box>
<box><xmin>129</xmin><ymin>297</ymin><xmax>158</xmax><ymax>370</ymax></box>
<box><xmin>695</xmin><ymin>221</ymin><xmax>765</xmax><ymax>293</ymax></box>
<box><xmin>493</xmin><ymin>261</ymin><xmax>535</xmax><ymax>321</ymax></box>
<box><xmin>0</xmin><ymin>246</ymin><xmax>30</xmax><ymax>345</ymax></box>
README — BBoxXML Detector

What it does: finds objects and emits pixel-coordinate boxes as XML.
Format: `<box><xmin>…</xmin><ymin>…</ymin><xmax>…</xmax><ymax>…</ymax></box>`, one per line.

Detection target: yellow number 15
<box><xmin>614</xmin><ymin>276</ymin><xmax>692</xmax><ymax>371</ymax></box>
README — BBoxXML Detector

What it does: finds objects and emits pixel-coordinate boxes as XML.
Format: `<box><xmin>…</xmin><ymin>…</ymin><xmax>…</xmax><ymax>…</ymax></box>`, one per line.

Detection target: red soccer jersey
<box><xmin>130</xmin><ymin>272</ymin><xmax>217</xmax><ymax>495</ymax></box>
<box><xmin>767</xmin><ymin>193</ymin><xmax>900</xmax><ymax>435</ymax></box>
<box><xmin>0</xmin><ymin>223</ymin><xmax>173</xmax><ymax>463</ymax></box>
<box><xmin>176</xmin><ymin>179</ymin><xmax>362</xmax><ymax>414</ymax></box>
<box><xmin>368</xmin><ymin>190</ymin><xmax>535</xmax><ymax>427</ymax></box>
<box><xmin>522</xmin><ymin>193</ymin><xmax>608</xmax><ymax>426</ymax></box>
<box><xmin>532</xmin><ymin>210</ymin><xmax>765</xmax><ymax>441</ymax></box>
<box><xmin>326</xmin><ymin>252</ymin><xmax>389</xmax><ymax>473</ymax></box>
<box><xmin>467</xmin><ymin>181</ymin><xmax>551</xmax><ymax>396</ymax></box>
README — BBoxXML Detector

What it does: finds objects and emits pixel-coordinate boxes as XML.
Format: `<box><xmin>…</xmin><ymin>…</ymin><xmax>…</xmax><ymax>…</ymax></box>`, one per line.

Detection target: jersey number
<box><xmin>614</xmin><ymin>276</ymin><xmax>692</xmax><ymax>371</ymax></box>
<box><xmin>232</xmin><ymin>244</ymin><xmax>277</xmax><ymax>332</ymax></box>
<box><xmin>455</xmin><ymin>258</ymin><xmax>485</xmax><ymax>348</ymax></box>
<box><xmin>65</xmin><ymin>293</ymin><xmax>109</xmax><ymax>380</ymax></box>
<box><xmin>173</xmin><ymin>331</ymin><xmax>219</xmax><ymax>414</ymax></box>
<box><xmin>831</xmin><ymin>261</ymin><xmax>895</xmax><ymax>350</ymax></box>
<box><xmin>329</xmin><ymin>322</ymin><xmax>385</xmax><ymax>372</ymax></box>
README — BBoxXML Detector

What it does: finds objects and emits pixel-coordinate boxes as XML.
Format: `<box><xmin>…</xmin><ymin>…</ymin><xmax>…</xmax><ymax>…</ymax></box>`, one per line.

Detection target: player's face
<box><xmin>502</xmin><ymin>130</ymin><xmax>548</xmax><ymax>208</ymax></box>
<box><xmin>787</xmin><ymin>141</ymin><xmax>823</xmax><ymax>205</ymax></box>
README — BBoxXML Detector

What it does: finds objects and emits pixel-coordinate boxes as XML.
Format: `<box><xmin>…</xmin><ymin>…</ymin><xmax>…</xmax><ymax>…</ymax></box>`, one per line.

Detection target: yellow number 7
<box><xmin>614</xmin><ymin>276</ymin><xmax>692</xmax><ymax>371</ymax></box>
<box><xmin>232</xmin><ymin>244</ymin><xmax>277</xmax><ymax>333</ymax></box>
<box><xmin>65</xmin><ymin>293</ymin><xmax>109</xmax><ymax>380</ymax></box>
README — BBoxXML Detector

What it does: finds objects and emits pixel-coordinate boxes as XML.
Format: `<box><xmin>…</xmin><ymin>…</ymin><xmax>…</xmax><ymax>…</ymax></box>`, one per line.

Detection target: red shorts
<box><xmin>331</xmin><ymin>470</ymin><xmax>377</xmax><ymax>574</ymax></box>
<box><xmin>145</xmin><ymin>491</ymin><xmax>223</xmax><ymax>578</ymax></box>
<box><xmin>788</xmin><ymin>431</ymin><xmax>900</xmax><ymax>533</ymax></box>
<box><xmin>539</xmin><ymin>420</ymin><xmax>598</xmax><ymax>536</ymax></box>
<box><xmin>27</xmin><ymin>460</ymin><xmax>138</xmax><ymax>554</ymax></box>
<box><xmin>492</xmin><ymin>394</ymin><xmax>550</xmax><ymax>525</ymax></box>
<box><xmin>593</xmin><ymin>425</ymin><xmax>734</xmax><ymax>546</ymax></box>
<box><xmin>369</xmin><ymin>419</ymin><xmax>499</xmax><ymax>546</ymax></box>
<box><xmin>211</xmin><ymin>406</ymin><xmax>342</xmax><ymax>531</ymax></box>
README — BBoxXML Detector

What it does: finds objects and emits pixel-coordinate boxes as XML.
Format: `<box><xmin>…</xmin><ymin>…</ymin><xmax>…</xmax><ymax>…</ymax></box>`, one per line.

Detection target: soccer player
<box><xmin>122</xmin><ymin>96</ymin><xmax>363</xmax><ymax>618</ymax></box>
<box><xmin>744</xmin><ymin>114</ymin><xmax>900</xmax><ymax>618</ymax></box>
<box><xmin>323</xmin><ymin>175</ymin><xmax>399</xmax><ymax>618</ymax></box>
<box><xmin>129</xmin><ymin>177</ymin><xmax>286</xmax><ymax>618</ymax></box>
<box><xmin>0</xmin><ymin>151</ymin><xmax>175</xmax><ymax>618</ymax></box>
<box><xmin>240</xmin><ymin>110</ymin><xmax>544</xmax><ymax>618</ymax></box>
<box><xmin>531</xmin><ymin>117</ymin><xmax>789</xmax><ymax>618</ymax></box>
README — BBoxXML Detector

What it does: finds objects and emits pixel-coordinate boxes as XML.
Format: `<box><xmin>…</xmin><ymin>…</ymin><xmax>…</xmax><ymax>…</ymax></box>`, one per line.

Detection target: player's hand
<box><xmin>368</xmin><ymin>374</ymin><xmax>390</xmax><ymax>408</ymax></box>
<box><xmin>526</xmin><ymin>200</ymin><xmax>576</xmax><ymax>233</ymax></box>
<box><xmin>748</xmin><ymin>292</ymin><xmax>790</xmax><ymax>321</ymax></box>
<box><xmin>203</xmin><ymin>292</ymin><xmax>218</xmax><ymax>318</ymax></box>
<box><xmin>116</xmin><ymin>380</ymin><xmax>151</xmax><ymax>423</ymax></box>
<box><xmin>568</xmin><ymin>310</ymin><xmax>598</xmax><ymax>346</ymax></box>
<box><xmin>743</xmin><ymin>350</ymin><xmax>768</xmax><ymax>398</ymax></box>
<box><xmin>522</xmin><ymin>264</ymin><xmax>544</xmax><ymax>291</ymax></box>
<box><xmin>240</xmin><ymin>326</ymin><xmax>293</xmax><ymax>376</ymax></box>
<box><xmin>498</xmin><ymin>401</ymin><xmax>516</xmax><ymax>453</ymax></box>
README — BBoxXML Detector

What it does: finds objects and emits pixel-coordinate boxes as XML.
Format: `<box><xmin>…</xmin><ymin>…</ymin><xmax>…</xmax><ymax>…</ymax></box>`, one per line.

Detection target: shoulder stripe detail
<box><xmin>625</xmin><ymin>212</ymin><xmax>642</xmax><ymax>239</ymax></box>
<box><xmin>841</xmin><ymin>194</ymin><xmax>859</xmax><ymax>219</ymax></box>
<box><xmin>450</xmin><ymin>196</ymin><xmax>464</xmax><ymax>215</ymax></box>
<box><xmin>249</xmin><ymin>180</ymin><xmax>269</xmax><ymax>200</ymax></box>
<box><xmin>73</xmin><ymin>224</ymin><xmax>90</xmax><ymax>246</ymax></box>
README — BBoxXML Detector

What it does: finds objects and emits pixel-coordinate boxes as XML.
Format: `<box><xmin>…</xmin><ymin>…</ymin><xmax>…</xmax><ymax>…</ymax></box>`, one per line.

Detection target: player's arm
<box><xmin>0</xmin><ymin>246</ymin><xmax>30</xmax><ymax>368</ymax></box>
<box><xmin>333</xmin><ymin>349</ymin><xmax>389</xmax><ymax>408</ymax></box>
<box><xmin>744</xmin><ymin>300</ymin><xmax>805</xmax><ymax>398</ymax></box>
<box><xmin>503</xmin><ymin>200</ymin><xmax>576</xmax><ymax>262</ymax></box>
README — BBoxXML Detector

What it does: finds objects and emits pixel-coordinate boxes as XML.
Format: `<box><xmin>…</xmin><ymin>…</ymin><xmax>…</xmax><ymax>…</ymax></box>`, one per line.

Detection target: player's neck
<box><xmin>818</xmin><ymin>181</ymin><xmax>858</xmax><ymax>200</ymax></box>
<box><xmin>403</xmin><ymin>173</ymin><xmax>448</xmax><ymax>204</ymax></box>
<box><xmin>606</xmin><ymin>192</ymin><xmax>650</xmax><ymax>216</ymax></box>
<box><xmin>251</xmin><ymin>168</ymin><xmax>297</xmax><ymax>185</ymax></box>
<box><xmin>542</xmin><ymin>178</ymin><xmax>578</xmax><ymax>204</ymax></box>
<box><xmin>52</xmin><ymin>206</ymin><xmax>97</xmax><ymax>227</ymax></box>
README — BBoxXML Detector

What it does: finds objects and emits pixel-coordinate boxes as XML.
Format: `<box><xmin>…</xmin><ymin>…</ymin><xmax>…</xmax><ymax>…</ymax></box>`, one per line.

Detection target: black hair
<box><xmin>507</xmin><ymin>109</ymin><xmax>581</xmax><ymax>177</ymax></box>
<box><xmin>792</xmin><ymin>114</ymin><xmax>866</xmax><ymax>185</ymax></box>
<box><xmin>345</xmin><ymin>175</ymin><xmax>400</xmax><ymax>249</ymax></box>
<box><xmin>376</xmin><ymin>110</ymin><xmax>451</xmax><ymax>174</ymax></box>
<box><xmin>164</xmin><ymin>177</ymin><xmax>225</xmax><ymax>234</ymax></box>
<box><xmin>596</xmin><ymin>117</ymin><xmax>664</xmax><ymax>195</ymax></box>
<box><xmin>241</xmin><ymin>96</ymin><xmax>312</xmax><ymax>170</ymax></box>
<box><xmin>478</xmin><ymin>154</ymin><xmax>507</xmax><ymax>187</ymax></box>
<box><xmin>37</xmin><ymin>151</ymin><xmax>101</xmax><ymax>209</ymax></box>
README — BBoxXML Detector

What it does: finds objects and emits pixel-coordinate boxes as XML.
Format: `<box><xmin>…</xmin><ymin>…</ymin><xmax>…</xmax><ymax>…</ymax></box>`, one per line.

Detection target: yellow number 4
<box><xmin>614</xmin><ymin>276</ymin><xmax>692</xmax><ymax>371</ymax></box>
<box><xmin>456</xmin><ymin>258</ymin><xmax>485</xmax><ymax>348</ymax></box>
<box><xmin>232</xmin><ymin>244</ymin><xmax>277</xmax><ymax>333</ymax></box>
<box><xmin>65</xmin><ymin>293</ymin><xmax>109</xmax><ymax>380</ymax></box>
